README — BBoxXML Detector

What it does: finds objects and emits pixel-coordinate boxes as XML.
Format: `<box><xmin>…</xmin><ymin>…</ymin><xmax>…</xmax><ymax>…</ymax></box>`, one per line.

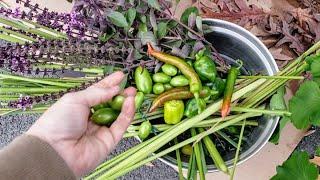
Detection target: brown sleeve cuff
<box><xmin>0</xmin><ymin>134</ymin><xmax>76</xmax><ymax>180</ymax></box>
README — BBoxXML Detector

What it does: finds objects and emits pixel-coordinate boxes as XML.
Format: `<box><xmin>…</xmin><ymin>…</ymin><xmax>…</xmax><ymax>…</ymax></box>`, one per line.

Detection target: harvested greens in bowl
<box><xmin>1</xmin><ymin>0</ymin><xmax>320</xmax><ymax>179</ymax></box>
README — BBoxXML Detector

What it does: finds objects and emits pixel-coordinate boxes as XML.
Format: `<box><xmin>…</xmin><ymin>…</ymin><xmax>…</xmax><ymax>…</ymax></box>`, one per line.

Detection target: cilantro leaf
<box><xmin>315</xmin><ymin>146</ymin><xmax>320</xmax><ymax>157</ymax></box>
<box><xmin>305</xmin><ymin>55</ymin><xmax>320</xmax><ymax>77</ymax></box>
<box><xmin>271</xmin><ymin>151</ymin><xmax>319</xmax><ymax>180</ymax></box>
<box><xmin>289</xmin><ymin>81</ymin><xmax>320</xmax><ymax>129</ymax></box>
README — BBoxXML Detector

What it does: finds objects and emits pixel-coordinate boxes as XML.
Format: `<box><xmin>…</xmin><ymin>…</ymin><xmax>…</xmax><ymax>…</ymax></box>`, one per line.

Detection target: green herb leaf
<box><xmin>147</xmin><ymin>0</ymin><xmax>161</xmax><ymax>10</ymax></box>
<box><xmin>107</xmin><ymin>11</ymin><xmax>129</xmax><ymax>28</ymax></box>
<box><xmin>289</xmin><ymin>81</ymin><xmax>320</xmax><ymax>129</ymax></box>
<box><xmin>271</xmin><ymin>151</ymin><xmax>319</xmax><ymax>180</ymax></box>
<box><xmin>270</xmin><ymin>87</ymin><xmax>286</xmax><ymax>111</ymax></box>
<box><xmin>126</xmin><ymin>8</ymin><xmax>137</xmax><ymax>27</ymax></box>
<box><xmin>138</xmin><ymin>31</ymin><xmax>157</xmax><ymax>46</ymax></box>
<box><xmin>157</xmin><ymin>22</ymin><xmax>167</xmax><ymax>39</ymax></box>
<box><xmin>269</xmin><ymin>116</ymin><xmax>290</xmax><ymax>144</ymax></box>
<box><xmin>180</xmin><ymin>7</ymin><xmax>199</xmax><ymax>25</ymax></box>
<box><xmin>310</xmin><ymin>58</ymin><xmax>320</xmax><ymax>77</ymax></box>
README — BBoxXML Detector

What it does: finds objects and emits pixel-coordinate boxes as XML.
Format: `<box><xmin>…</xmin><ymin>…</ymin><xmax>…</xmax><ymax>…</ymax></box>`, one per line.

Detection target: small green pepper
<box><xmin>164</xmin><ymin>100</ymin><xmax>184</xmax><ymax>124</ymax></box>
<box><xmin>153</xmin><ymin>83</ymin><xmax>165</xmax><ymax>94</ymax></box>
<box><xmin>194</xmin><ymin>50</ymin><xmax>217</xmax><ymax>82</ymax></box>
<box><xmin>184</xmin><ymin>98</ymin><xmax>206</xmax><ymax>118</ymax></box>
<box><xmin>211</xmin><ymin>77</ymin><xmax>226</xmax><ymax>100</ymax></box>
<box><xmin>152</xmin><ymin>72</ymin><xmax>171</xmax><ymax>83</ymax></box>
<box><xmin>164</xmin><ymin>83</ymin><xmax>173</xmax><ymax>91</ymax></box>
<box><xmin>110</xmin><ymin>95</ymin><xmax>125</xmax><ymax>111</ymax></box>
<box><xmin>91</xmin><ymin>108</ymin><xmax>119</xmax><ymax>125</ymax></box>
<box><xmin>92</xmin><ymin>103</ymin><xmax>108</xmax><ymax>111</ymax></box>
<box><xmin>135</xmin><ymin>92</ymin><xmax>144</xmax><ymax>110</ymax></box>
<box><xmin>181</xmin><ymin>144</ymin><xmax>193</xmax><ymax>156</ymax></box>
<box><xmin>170</xmin><ymin>75</ymin><xmax>189</xmax><ymax>87</ymax></box>
<box><xmin>135</xmin><ymin>66</ymin><xmax>153</xmax><ymax>94</ymax></box>
<box><xmin>138</xmin><ymin>121</ymin><xmax>152</xmax><ymax>140</ymax></box>
<box><xmin>161</xmin><ymin>64</ymin><xmax>178</xmax><ymax>76</ymax></box>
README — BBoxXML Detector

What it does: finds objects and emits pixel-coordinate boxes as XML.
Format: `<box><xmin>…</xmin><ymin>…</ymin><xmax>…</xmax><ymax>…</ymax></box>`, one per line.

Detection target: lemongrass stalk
<box><xmin>230</xmin><ymin>120</ymin><xmax>246</xmax><ymax>180</ymax></box>
<box><xmin>105</xmin><ymin>113</ymin><xmax>259</xmax><ymax>179</ymax></box>
<box><xmin>0</xmin><ymin>87</ymin><xmax>66</xmax><ymax>94</ymax></box>
<box><xmin>238</xmin><ymin>75</ymin><xmax>304</xmax><ymax>80</ymax></box>
<box><xmin>96</xmin><ymin>79</ymin><xmax>266</xmax><ymax>179</ymax></box>
<box><xmin>0</xmin><ymin>26</ymin><xmax>37</xmax><ymax>42</ymax></box>
<box><xmin>216</xmin><ymin>131</ymin><xmax>238</xmax><ymax>149</ymax></box>
<box><xmin>231</xmin><ymin>106</ymin><xmax>291</xmax><ymax>116</ymax></box>
<box><xmin>0</xmin><ymin>74</ymin><xmax>75</xmax><ymax>88</ymax></box>
<box><xmin>0</xmin><ymin>33</ymin><xmax>26</xmax><ymax>43</ymax></box>
<box><xmin>191</xmin><ymin>128</ymin><xmax>205</xmax><ymax>180</ymax></box>
<box><xmin>174</xmin><ymin>138</ymin><xmax>184</xmax><ymax>180</ymax></box>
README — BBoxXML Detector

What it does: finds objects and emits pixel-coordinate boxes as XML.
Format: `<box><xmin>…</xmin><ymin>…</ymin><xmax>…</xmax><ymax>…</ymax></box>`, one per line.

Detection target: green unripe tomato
<box><xmin>170</xmin><ymin>75</ymin><xmax>189</xmax><ymax>87</ymax></box>
<box><xmin>152</xmin><ymin>72</ymin><xmax>171</xmax><ymax>83</ymax></box>
<box><xmin>153</xmin><ymin>83</ymin><xmax>165</xmax><ymax>94</ymax></box>
<box><xmin>164</xmin><ymin>83</ymin><xmax>173</xmax><ymax>91</ymax></box>
<box><xmin>135</xmin><ymin>66</ymin><xmax>153</xmax><ymax>94</ymax></box>
<box><xmin>164</xmin><ymin>100</ymin><xmax>184</xmax><ymax>125</ymax></box>
<box><xmin>91</xmin><ymin>108</ymin><xmax>119</xmax><ymax>125</ymax></box>
<box><xmin>161</xmin><ymin>64</ymin><xmax>178</xmax><ymax>76</ymax></box>
<box><xmin>181</xmin><ymin>144</ymin><xmax>193</xmax><ymax>156</ymax></box>
<box><xmin>138</xmin><ymin>121</ymin><xmax>152</xmax><ymax>140</ymax></box>
<box><xmin>110</xmin><ymin>95</ymin><xmax>125</xmax><ymax>111</ymax></box>
<box><xmin>135</xmin><ymin>92</ymin><xmax>144</xmax><ymax>110</ymax></box>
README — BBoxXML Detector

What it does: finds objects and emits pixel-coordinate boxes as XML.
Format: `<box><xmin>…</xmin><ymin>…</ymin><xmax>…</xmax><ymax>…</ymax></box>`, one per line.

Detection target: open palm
<box><xmin>27</xmin><ymin>72</ymin><xmax>136</xmax><ymax>177</ymax></box>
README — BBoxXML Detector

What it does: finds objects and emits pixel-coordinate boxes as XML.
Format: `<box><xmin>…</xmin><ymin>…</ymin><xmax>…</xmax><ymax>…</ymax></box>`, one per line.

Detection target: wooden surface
<box><xmin>5</xmin><ymin>1</ymin><xmax>306</xmax><ymax>179</ymax></box>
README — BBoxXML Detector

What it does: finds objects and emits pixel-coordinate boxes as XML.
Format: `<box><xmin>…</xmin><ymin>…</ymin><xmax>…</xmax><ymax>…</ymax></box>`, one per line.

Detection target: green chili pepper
<box><xmin>153</xmin><ymin>83</ymin><xmax>165</xmax><ymax>94</ymax></box>
<box><xmin>135</xmin><ymin>92</ymin><xmax>144</xmax><ymax>110</ymax></box>
<box><xmin>91</xmin><ymin>108</ymin><xmax>119</xmax><ymax>125</ymax></box>
<box><xmin>152</xmin><ymin>72</ymin><xmax>171</xmax><ymax>83</ymax></box>
<box><xmin>184</xmin><ymin>98</ymin><xmax>206</xmax><ymax>118</ymax></box>
<box><xmin>150</xmin><ymin>87</ymin><xmax>210</xmax><ymax>112</ymax></box>
<box><xmin>110</xmin><ymin>95</ymin><xmax>125</xmax><ymax>111</ymax></box>
<box><xmin>181</xmin><ymin>144</ymin><xmax>193</xmax><ymax>156</ymax></box>
<box><xmin>194</xmin><ymin>51</ymin><xmax>217</xmax><ymax>82</ymax></box>
<box><xmin>170</xmin><ymin>75</ymin><xmax>189</xmax><ymax>87</ymax></box>
<box><xmin>138</xmin><ymin>121</ymin><xmax>152</xmax><ymax>140</ymax></box>
<box><xmin>135</xmin><ymin>66</ymin><xmax>153</xmax><ymax>94</ymax></box>
<box><xmin>92</xmin><ymin>103</ymin><xmax>109</xmax><ymax>111</ymax></box>
<box><xmin>147</xmin><ymin>43</ymin><xmax>202</xmax><ymax>97</ymax></box>
<box><xmin>164</xmin><ymin>100</ymin><xmax>184</xmax><ymax>124</ymax></box>
<box><xmin>164</xmin><ymin>83</ymin><xmax>173</xmax><ymax>91</ymax></box>
<box><xmin>221</xmin><ymin>67</ymin><xmax>239</xmax><ymax>118</ymax></box>
<box><xmin>161</xmin><ymin>64</ymin><xmax>178</xmax><ymax>76</ymax></box>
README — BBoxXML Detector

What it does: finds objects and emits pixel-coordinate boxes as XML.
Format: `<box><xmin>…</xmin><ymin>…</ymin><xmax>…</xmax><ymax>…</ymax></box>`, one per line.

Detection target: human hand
<box><xmin>26</xmin><ymin>71</ymin><xmax>136</xmax><ymax>177</ymax></box>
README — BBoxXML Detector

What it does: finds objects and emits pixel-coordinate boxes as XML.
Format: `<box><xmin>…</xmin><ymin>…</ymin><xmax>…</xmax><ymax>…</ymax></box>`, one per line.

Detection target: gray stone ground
<box><xmin>0</xmin><ymin>114</ymin><xmax>178</xmax><ymax>179</ymax></box>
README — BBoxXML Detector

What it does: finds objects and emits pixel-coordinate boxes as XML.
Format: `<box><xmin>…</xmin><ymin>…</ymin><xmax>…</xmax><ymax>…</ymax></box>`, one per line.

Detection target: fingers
<box><xmin>109</xmin><ymin>87</ymin><xmax>136</xmax><ymax>144</ymax></box>
<box><xmin>92</xmin><ymin>71</ymin><xmax>124</xmax><ymax>88</ymax></box>
<box><xmin>61</xmin><ymin>71</ymin><xmax>125</xmax><ymax>107</ymax></box>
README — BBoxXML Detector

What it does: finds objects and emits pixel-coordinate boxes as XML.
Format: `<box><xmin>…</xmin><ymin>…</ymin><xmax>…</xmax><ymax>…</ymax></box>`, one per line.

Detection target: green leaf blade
<box><xmin>107</xmin><ymin>11</ymin><xmax>129</xmax><ymax>28</ymax></box>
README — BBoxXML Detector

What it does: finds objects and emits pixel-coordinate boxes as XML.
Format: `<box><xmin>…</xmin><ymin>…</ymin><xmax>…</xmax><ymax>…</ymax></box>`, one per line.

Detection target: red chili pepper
<box><xmin>221</xmin><ymin>67</ymin><xmax>239</xmax><ymax>118</ymax></box>
<box><xmin>150</xmin><ymin>87</ymin><xmax>209</xmax><ymax>112</ymax></box>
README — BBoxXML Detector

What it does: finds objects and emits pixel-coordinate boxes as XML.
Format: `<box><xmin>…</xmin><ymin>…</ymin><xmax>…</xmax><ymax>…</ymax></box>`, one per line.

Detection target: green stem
<box><xmin>230</xmin><ymin>120</ymin><xmax>246</xmax><ymax>180</ymax></box>
<box><xmin>216</xmin><ymin>131</ymin><xmax>238</xmax><ymax>149</ymax></box>
<box><xmin>0</xmin><ymin>26</ymin><xmax>37</xmax><ymax>42</ymax></box>
<box><xmin>0</xmin><ymin>74</ymin><xmax>75</xmax><ymax>88</ymax></box>
<box><xmin>174</xmin><ymin>138</ymin><xmax>184</xmax><ymax>180</ymax></box>
<box><xmin>231</xmin><ymin>106</ymin><xmax>292</xmax><ymax>116</ymax></box>
<box><xmin>191</xmin><ymin>128</ymin><xmax>205</xmax><ymax>180</ymax></box>
<box><xmin>238</xmin><ymin>75</ymin><xmax>304</xmax><ymax>80</ymax></box>
<box><xmin>0</xmin><ymin>33</ymin><xmax>26</xmax><ymax>43</ymax></box>
<box><xmin>0</xmin><ymin>87</ymin><xmax>66</xmax><ymax>94</ymax></box>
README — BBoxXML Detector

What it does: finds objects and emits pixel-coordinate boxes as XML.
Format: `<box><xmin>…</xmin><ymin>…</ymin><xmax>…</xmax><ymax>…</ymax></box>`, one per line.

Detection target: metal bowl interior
<box><xmin>157</xmin><ymin>19</ymin><xmax>279</xmax><ymax>171</ymax></box>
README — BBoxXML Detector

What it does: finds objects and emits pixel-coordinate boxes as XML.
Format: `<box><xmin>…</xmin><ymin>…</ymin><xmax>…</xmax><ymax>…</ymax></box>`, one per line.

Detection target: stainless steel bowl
<box><xmin>157</xmin><ymin>19</ymin><xmax>279</xmax><ymax>171</ymax></box>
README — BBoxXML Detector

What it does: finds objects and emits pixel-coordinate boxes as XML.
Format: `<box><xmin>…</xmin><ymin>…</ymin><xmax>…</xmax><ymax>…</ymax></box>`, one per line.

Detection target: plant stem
<box><xmin>231</xmin><ymin>106</ymin><xmax>292</xmax><ymax>116</ymax></box>
<box><xmin>0</xmin><ymin>33</ymin><xmax>26</xmax><ymax>43</ymax></box>
<box><xmin>230</xmin><ymin>120</ymin><xmax>246</xmax><ymax>180</ymax></box>
<box><xmin>0</xmin><ymin>87</ymin><xmax>66</xmax><ymax>94</ymax></box>
<box><xmin>238</xmin><ymin>75</ymin><xmax>304</xmax><ymax>80</ymax></box>
<box><xmin>0</xmin><ymin>74</ymin><xmax>75</xmax><ymax>88</ymax></box>
<box><xmin>174</xmin><ymin>138</ymin><xmax>184</xmax><ymax>180</ymax></box>
<box><xmin>216</xmin><ymin>131</ymin><xmax>238</xmax><ymax>149</ymax></box>
<box><xmin>191</xmin><ymin>128</ymin><xmax>205</xmax><ymax>180</ymax></box>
